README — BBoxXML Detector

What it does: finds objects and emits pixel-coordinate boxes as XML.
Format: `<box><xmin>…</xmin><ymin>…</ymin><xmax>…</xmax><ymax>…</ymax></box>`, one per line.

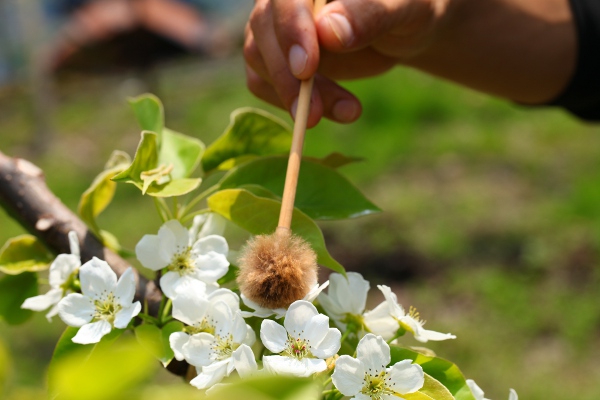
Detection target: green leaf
<box><xmin>390</xmin><ymin>346</ymin><xmax>476</xmax><ymax>400</ymax></box>
<box><xmin>207</xmin><ymin>189</ymin><xmax>345</xmax><ymax>275</ymax></box>
<box><xmin>129</xmin><ymin>93</ymin><xmax>164</xmax><ymax>135</ymax></box>
<box><xmin>112</xmin><ymin>131</ymin><xmax>159</xmax><ymax>186</ymax></box>
<box><xmin>48</xmin><ymin>331</ymin><xmax>155</xmax><ymax>400</ymax></box>
<box><xmin>217</xmin><ymin>154</ymin><xmax>259</xmax><ymax>171</ymax></box>
<box><xmin>159</xmin><ymin>128</ymin><xmax>204</xmax><ymax>179</ymax></box>
<box><xmin>307</xmin><ymin>152</ymin><xmax>364</xmax><ymax>169</ymax></box>
<box><xmin>0</xmin><ymin>272</ymin><xmax>37</xmax><ymax>325</ymax></box>
<box><xmin>408</xmin><ymin>374</ymin><xmax>455</xmax><ymax>400</ymax></box>
<box><xmin>135</xmin><ymin>321</ymin><xmax>183</xmax><ymax>366</ymax></box>
<box><xmin>144</xmin><ymin>178</ymin><xmax>202</xmax><ymax>198</ymax></box>
<box><xmin>78</xmin><ymin>163</ymin><xmax>127</xmax><ymax>235</ymax></box>
<box><xmin>218</xmin><ymin>156</ymin><xmax>381</xmax><ymax>220</ymax></box>
<box><xmin>0</xmin><ymin>339</ymin><xmax>9</xmax><ymax>396</ymax></box>
<box><xmin>202</xmin><ymin>108</ymin><xmax>292</xmax><ymax>172</ymax></box>
<box><xmin>0</xmin><ymin>235</ymin><xmax>53</xmax><ymax>275</ymax></box>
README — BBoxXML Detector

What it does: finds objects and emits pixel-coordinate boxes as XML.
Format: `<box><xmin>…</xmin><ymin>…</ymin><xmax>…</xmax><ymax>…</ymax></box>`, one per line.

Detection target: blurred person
<box><xmin>243</xmin><ymin>0</ymin><xmax>599</xmax><ymax>127</ymax></box>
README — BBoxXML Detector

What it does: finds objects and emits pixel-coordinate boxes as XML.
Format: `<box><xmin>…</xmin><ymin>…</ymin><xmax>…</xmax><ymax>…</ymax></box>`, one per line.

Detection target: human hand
<box><xmin>244</xmin><ymin>0</ymin><xmax>448</xmax><ymax>127</ymax></box>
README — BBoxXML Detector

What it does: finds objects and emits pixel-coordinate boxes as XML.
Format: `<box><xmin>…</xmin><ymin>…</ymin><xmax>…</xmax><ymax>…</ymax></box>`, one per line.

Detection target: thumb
<box><xmin>316</xmin><ymin>0</ymin><xmax>431</xmax><ymax>52</ymax></box>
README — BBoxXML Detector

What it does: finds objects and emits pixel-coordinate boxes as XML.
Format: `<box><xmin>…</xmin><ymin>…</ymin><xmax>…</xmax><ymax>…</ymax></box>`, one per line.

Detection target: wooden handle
<box><xmin>277</xmin><ymin>0</ymin><xmax>327</xmax><ymax>232</ymax></box>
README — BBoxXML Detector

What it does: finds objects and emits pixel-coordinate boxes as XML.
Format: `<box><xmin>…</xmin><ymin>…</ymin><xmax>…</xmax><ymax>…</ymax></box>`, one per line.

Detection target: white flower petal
<box><xmin>240</xmin><ymin>294</ymin><xmax>278</xmax><ymax>318</ymax></box>
<box><xmin>67</xmin><ymin>231</ymin><xmax>80</xmax><ymax>259</ymax></box>
<box><xmin>310</xmin><ymin>328</ymin><xmax>341</xmax><ymax>359</ymax></box>
<box><xmin>318</xmin><ymin>292</ymin><xmax>343</xmax><ymax>321</ymax></box>
<box><xmin>232</xmin><ymin>344</ymin><xmax>257</xmax><ymax>378</ymax></box>
<box><xmin>303</xmin><ymin>281</ymin><xmax>329</xmax><ymax>303</ymax></box>
<box><xmin>48</xmin><ymin>254</ymin><xmax>80</xmax><ymax>288</ymax></box>
<box><xmin>263</xmin><ymin>355</ymin><xmax>318</xmax><ymax>377</ymax></box>
<box><xmin>21</xmin><ymin>288</ymin><xmax>63</xmax><ymax>311</ymax></box>
<box><xmin>301</xmin><ymin>358</ymin><xmax>328</xmax><ymax>376</ymax></box>
<box><xmin>159</xmin><ymin>271</ymin><xmax>184</xmax><ymax>299</ymax></box>
<box><xmin>113</xmin><ymin>301</ymin><xmax>141</xmax><ymax>328</ymax></box>
<box><xmin>190</xmin><ymin>360</ymin><xmax>229</xmax><ymax>390</ymax></box>
<box><xmin>183</xmin><ymin>332</ymin><xmax>216</xmax><ymax>367</ymax></box>
<box><xmin>363</xmin><ymin>301</ymin><xmax>398</xmax><ymax>341</ymax></box>
<box><xmin>244</xmin><ymin>324</ymin><xmax>256</xmax><ymax>346</ymax></box>
<box><xmin>332</xmin><ymin>355</ymin><xmax>365</xmax><ymax>396</ymax></box>
<box><xmin>509</xmin><ymin>389</ymin><xmax>518</xmax><ymax>400</ymax></box>
<box><xmin>57</xmin><ymin>293</ymin><xmax>94</xmax><ymax>327</ymax></box>
<box><xmin>198</xmin><ymin>213</ymin><xmax>227</xmax><ymax>238</ymax></box>
<box><xmin>172</xmin><ymin>285</ymin><xmax>210</xmax><ymax>326</ymax></box>
<box><xmin>135</xmin><ymin>234</ymin><xmax>169</xmax><ymax>271</ymax></box>
<box><xmin>114</xmin><ymin>267</ymin><xmax>137</xmax><ymax>306</ymax></box>
<box><xmin>345</xmin><ymin>272</ymin><xmax>370</xmax><ymax>314</ymax></box>
<box><xmin>79</xmin><ymin>258</ymin><xmax>117</xmax><ymax>300</ymax></box>
<box><xmin>169</xmin><ymin>332</ymin><xmax>190</xmax><ymax>361</ymax></box>
<box><xmin>284</xmin><ymin>300</ymin><xmax>318</xmax><ymax>336</ymax></box>
<box><xmin>377</xmin><ymin>285</ymin><xmax>405</xmax><ymax>318</ymax></box>
<box><xmin>230</xmin><ymin>311</ymin><xmax>249</xmax><ymax>344</ymax></box>
<box><xmin>356</xmin><ymin>334</ymin><xmax>391</xmax><ymax>375</ymax></box>
<box><xmin>72</xmin><ymin>320</ymin><xmax>112</xmax><ymax>344</ymax></box>
<box><xmin>189</xmin><ymin>215</ymin><xmax>208</xmax><ymax>245</ymax></box>
<box><xmin>192</xmin><ymin>253</ymin><xmax>229</xmax><ymax>282</ymax></box>
<box><xmin>302</xmin><ymin>314</ymin><xmax>330</xmax><ymax>346</ymax></box>
<box><xmin>260</xmin><ymin>320</ymin><xmax>288</xmax><ymax>353</ymax></box>
<box><xmin>45</xmin><ymin>302</ymin><xmax>61</xmax><ymax>321</ymax></box>
<box><xmin>208</xmin><ymin>288</ymin><xmax>240</xmax><ymax>312</ymax></box>
<box><xmin>413</xmin><ymin>326</ymin><xmax>456</xmax><ymax>343</ymax></box>
<box><xmin>466</xmin><ymin>379</ymin><xmax>487</xmax><ymax>400</ymax></box>
<box><xmin>193</xmin><ymin>235</ymin><xmax>229</xmax><ymax>256</ymax></box>
<box><xmin>211</xmin><ymin>301</ymin><xmax>233</xmax><ymax>336</ymax></box>
<box><xmin>162</xmin><ymin>220</ymin><xmax>191</xmax><ymax>250</ymax></box>
<box><xmin>388</xmin><ymin>359</ymin><xmax>424</xmax><ymax>395</ymax></box>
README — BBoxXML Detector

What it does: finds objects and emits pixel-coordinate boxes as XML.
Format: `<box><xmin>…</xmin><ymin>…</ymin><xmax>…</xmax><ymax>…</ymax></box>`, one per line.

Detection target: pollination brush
<box><xmin>237</xmin><ymin>0</ymin><xmax>327</xmax><ymax>309</ymax></box>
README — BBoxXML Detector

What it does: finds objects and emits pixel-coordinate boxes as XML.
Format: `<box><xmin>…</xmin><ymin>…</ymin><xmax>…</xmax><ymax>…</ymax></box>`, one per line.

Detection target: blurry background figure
<box><xmin>0</xmin><ymin>0</ymin><xmax>251</xmax><ymax>155</ymax></box>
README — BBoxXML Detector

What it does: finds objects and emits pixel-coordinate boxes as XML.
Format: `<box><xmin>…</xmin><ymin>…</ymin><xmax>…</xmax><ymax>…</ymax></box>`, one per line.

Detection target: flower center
<box><xmin>361</xmin><ymin>370</ymin><xmax>394</xmax><ymax>399</ymax></box>
<box><xmin>94</xmin><ymin>293</ymin><xmax>122</xmax><ymax>324</ymax></box>
<box><xmin>212</xmin><ymin>334</ymin><xmax>240</xmax><ymax>361</ymax></box>
<box><xmin>168</xmin><ymin>250</ymin><xmax>194</xmax><ymax>276</ymax></box>
<box><xmin>283</xmin><ymin>335</ymin><xmax>312</xmax><ymax>359</ymax></box>
<box><xmin>185</xmin><ymin>318</ymin><xmax>216</xmax><ymax>335</ymax></box>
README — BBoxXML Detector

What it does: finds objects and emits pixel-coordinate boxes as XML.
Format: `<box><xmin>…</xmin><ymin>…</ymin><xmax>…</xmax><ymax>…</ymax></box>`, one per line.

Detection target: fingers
<box><xmin>316</xmin><ymin>0</ymin><xmax>440</xmax><ymax>57</ymax></box>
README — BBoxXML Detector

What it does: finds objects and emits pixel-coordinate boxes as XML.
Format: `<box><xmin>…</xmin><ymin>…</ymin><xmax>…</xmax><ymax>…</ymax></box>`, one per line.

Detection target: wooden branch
<box><xmin>0</xmin><ymin>150</ymin><xmax>164</xmax><ymax>305</ymax></box>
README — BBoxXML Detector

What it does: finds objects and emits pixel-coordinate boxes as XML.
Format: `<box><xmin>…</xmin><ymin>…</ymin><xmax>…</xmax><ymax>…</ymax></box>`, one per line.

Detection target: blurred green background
<box><xmin>2</xmin><ymin>30</ymin><xmax>600</xmax><ymax>400</ymax></box>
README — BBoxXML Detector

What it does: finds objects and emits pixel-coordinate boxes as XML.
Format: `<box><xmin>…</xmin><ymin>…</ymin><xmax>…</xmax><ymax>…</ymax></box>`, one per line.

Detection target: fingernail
<box><xmin>289</xmin><ymin>44</ymin><xmax>308</xmax><ymax>76</ymax></box>
<box><xmin>326</xmin><ymin>13</ymin><xmax>354</xmax><ymax>47</ymax></box>
<box><xmin>332</xmin><ymin>100</ymin><xmax>360</xmax><ymax>123</ymax></box>
<box><xmin>291</xmin><ymin>97</ymin><xmax>299</xmax><ymax>120</ymax></box>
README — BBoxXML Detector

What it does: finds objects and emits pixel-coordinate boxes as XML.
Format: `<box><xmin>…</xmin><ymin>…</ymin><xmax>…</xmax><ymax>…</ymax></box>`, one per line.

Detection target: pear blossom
<box><xmin>260</xmin><ymin>300</ymin><xmax>341</xmax><ymax>377</ymax></box>
<box><xmin>318</xmin><ymin>272</ymin><xmax>370</xmax><ymax>331</ymax></box>
<box><xmin>364</xmin><ymin>285</ymin><xmax>455</xmax><ymax>343</ymax></box>
<box><xmin>332</xmin><ymin>333</ymin><xmax>424</xmax><ymax>400</ymax></box>
<box><xmin>57</xmin><ymin>257</ymin><xmax>141</xmax><ymax>344</ymax></box>
<box><xmin>467</xmin><ymin>379</ymin><xmax>518</xmax><ymax>400</ymax></box>
<box><xmin>135</xmin><ymin>219</ymin><xmax>230</xmax><ymax>298</ymax></box>
<box><xmin>185</xmin><ymin>303</ymin><xmax>256</xmax><ymax>389</ymax></box>
<box><xmin>241</xmin><ymin>281</ymin><xmax>329</xmax><ymax>319</ymax></box>
<box><xmin>169</xmin><ymin>280</ymin><xmax>241</xmax><ymax>363</ymax></box>
<box><xmin>21</xmin><ymin>231</ymin><xmax>81</xmax><ymax>321</ymax></box>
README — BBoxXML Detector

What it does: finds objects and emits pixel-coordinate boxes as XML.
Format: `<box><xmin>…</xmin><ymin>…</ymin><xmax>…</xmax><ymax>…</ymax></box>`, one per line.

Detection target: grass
<box><xmin>1</xmin><ymin>53</ymin><xmax>600</xmax><ymax>399</ymax></box>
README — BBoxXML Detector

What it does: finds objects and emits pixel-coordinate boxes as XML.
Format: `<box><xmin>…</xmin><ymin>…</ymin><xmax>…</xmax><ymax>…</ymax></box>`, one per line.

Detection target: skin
<box><xmin>244</xmin><ymin>0</ymin><xmax>577</xmax><ymax>127</ymax></box>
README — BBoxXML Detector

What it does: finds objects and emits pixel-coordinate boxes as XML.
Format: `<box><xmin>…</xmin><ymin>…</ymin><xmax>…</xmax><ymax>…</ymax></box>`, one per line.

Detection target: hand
<box><xmin>244</xmin><ymin>0</ymin><xmax>448</xmax><ymax>127</ymax></box>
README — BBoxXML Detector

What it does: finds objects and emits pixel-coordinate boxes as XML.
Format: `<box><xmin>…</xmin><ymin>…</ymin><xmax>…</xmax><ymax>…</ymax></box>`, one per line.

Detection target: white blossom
<box><xmin>467</xmin><ymin>380</ymin><xmax>519</xmax><ymax>400</ymax></box>
<box><xmin>364</xmin><ymin>285</ymin><xmax>455</xmax><ymax>343</ymax></box>
<box><xmin>241</xmin><ymin>281</ymin><xmax>329</xmax><ymax>319</ymax></box>
<box><xmin>332</xmin><ymin>333</ymin><xmax>424</xmax><ymax>400</ymax></box>
<box><xmin>135</xmin><ymin>219</ymin><xmax>230</xmax><ymax>298</ymax></box>
<box><xmin>169</xmin><ymin>280</ymin><xmax>241</xmax><ymax>364</ymax></box>
<box><xmin>318</xmin><ymin>272</ymin><xmax>369</xmax><ymax>331</ymax></box>
<box><xmin>57</xmin><ymin>257</ymin><xmax>141</xmax><ymax>344</ymax></box>
<box><xmin>260</xmin><ymin>300</ymin><xmax>341</xmax><ymax>377</ymax></box>
<box><xmin>21</xmin><ymin>231</ymin><xmax>81</xmax><ymax>321</ymax></box>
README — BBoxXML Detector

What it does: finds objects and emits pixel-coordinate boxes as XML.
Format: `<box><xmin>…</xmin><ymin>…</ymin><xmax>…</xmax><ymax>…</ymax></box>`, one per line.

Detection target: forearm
<box><xmin>404</xmin><ymin>0</ymin><xmax>576</xmax><ymax>104</ymax></box>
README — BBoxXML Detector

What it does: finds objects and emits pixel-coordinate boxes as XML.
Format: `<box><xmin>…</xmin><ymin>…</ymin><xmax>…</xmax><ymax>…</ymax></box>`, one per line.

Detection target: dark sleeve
<box><xmin>548</xmin><ymin>0</ymin><xmax>600</xmax><ymax>121</ymax></box>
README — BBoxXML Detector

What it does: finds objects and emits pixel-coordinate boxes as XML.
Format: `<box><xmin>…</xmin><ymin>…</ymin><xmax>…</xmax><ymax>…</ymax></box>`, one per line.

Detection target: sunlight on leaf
<box><xmin>129</xmin><ymin>93</ymin><xmax>164</xmax><ymax>136</ymax></box>
<box><xmin>135</xmin><ymin>321</ymin><xmax>183</xmax><ymax>366</ymax></box>
<box><xmin>0</xmin><ymin>235</ymin><xmax>53</xmax><ymax>275</ymax></box>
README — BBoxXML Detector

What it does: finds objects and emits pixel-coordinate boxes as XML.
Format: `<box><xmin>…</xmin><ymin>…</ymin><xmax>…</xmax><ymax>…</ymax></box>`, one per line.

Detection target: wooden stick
<box><xmin>277</xmin><ymin>0</ymin><xmax>327</xmax><ymax>234</ymax></box>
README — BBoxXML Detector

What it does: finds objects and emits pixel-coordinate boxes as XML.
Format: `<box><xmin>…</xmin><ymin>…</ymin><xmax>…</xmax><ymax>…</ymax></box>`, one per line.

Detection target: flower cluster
<box><xmin>21</xmin><ymin>219</ymin><xmax>517</xmax><ymax>399</ymax></box>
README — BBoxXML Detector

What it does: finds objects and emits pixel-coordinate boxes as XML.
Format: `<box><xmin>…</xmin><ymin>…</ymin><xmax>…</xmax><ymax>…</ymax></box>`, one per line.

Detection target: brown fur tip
<box><xmin>237</xmin><ymin>232</ymin><xmax>318</xmax><ymax>309</ymax></box>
